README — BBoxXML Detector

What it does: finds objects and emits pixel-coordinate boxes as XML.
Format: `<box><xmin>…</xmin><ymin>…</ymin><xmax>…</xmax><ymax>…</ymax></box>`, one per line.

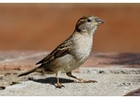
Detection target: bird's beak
<box><xmin>94</xmin><ymin>18</ymin><xmax>105</xmax><ymax>25</ymax></box>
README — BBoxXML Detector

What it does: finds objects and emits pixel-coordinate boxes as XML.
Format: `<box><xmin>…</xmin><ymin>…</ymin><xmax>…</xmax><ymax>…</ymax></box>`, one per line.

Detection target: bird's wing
<box><xmin>36</xmin><ymin>40</ymin><xmax>71</xmax><ymax>65</ymax></box>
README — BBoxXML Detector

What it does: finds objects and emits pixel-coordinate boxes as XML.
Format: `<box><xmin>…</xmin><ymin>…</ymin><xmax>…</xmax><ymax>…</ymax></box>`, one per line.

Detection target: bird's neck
<box><xmin>74</xmin><ymin>26</ymin><xmax>98</xmax><ymax>36</ymax></box>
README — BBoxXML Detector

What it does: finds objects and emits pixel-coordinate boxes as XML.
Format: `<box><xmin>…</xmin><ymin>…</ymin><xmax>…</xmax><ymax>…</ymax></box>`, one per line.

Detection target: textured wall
<box><xmin>0</xmin><ymin>4</ymin><xmax>140</xmax><ymax>52</ymax></box>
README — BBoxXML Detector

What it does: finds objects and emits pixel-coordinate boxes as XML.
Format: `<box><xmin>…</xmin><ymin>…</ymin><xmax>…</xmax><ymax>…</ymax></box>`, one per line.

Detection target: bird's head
<box><xmin>75</xmin><ymin>15</ymin><xmax>104</xmax><ymax>34</ymax></box>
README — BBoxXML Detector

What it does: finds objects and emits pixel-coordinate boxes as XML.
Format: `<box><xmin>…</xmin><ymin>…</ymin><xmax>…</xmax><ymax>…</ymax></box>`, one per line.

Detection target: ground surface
<box><xmin>0</xmin><ymin>51</ymin><xmax>140</xmax><ymax>96</ymax></box>
<box><xmin>0</xmin><ymin>71</ymin><xmax>140</xmax><ymax>96</ymax></box>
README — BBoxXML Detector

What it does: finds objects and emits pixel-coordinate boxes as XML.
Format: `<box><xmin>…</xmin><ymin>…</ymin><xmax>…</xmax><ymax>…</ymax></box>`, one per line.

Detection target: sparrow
<box><xmin>18</xmin><ymin>15</ymin><xmax>104</xmax><ymax>88</ymax></box>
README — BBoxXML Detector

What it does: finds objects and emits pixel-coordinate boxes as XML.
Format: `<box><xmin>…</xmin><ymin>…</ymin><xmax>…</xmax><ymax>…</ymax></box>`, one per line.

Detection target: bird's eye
<box><xmin>87</xmin><ymin>19</ymin><xmax>91</xmax><ymax>22</ymax></box>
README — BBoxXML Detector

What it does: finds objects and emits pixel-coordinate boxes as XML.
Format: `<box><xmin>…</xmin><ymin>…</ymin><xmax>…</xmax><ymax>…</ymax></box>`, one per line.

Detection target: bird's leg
<box><xmin>55</xmin><ymin>72</ymin><xmax>65</xmax><ymax>88</ymax></box>
<box><xmin>66</xmin><ymin>71</ymin><xmax>97</xmax><ymax>83</ymax></box>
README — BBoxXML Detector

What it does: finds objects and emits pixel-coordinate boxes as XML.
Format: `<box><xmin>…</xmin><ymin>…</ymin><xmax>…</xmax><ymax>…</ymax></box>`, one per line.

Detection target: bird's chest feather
<box><xmin>72</xmin><ymin>34</ymin><xmax>93</xmax><ymax>63</ymax></box>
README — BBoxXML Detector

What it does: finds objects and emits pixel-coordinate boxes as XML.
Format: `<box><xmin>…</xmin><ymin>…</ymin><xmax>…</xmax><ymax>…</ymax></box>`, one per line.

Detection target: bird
<box><xmin>18</xmin><ymin>15</ymin><xmax>104</xmax><ymax>88</ymax></box>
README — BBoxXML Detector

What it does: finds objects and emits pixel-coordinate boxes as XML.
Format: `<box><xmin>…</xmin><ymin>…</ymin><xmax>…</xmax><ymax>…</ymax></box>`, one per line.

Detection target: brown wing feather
<box><xmin>36</xmin><ymin>40</ymin><xmax>71</xmax><ymax>65</ymax></box>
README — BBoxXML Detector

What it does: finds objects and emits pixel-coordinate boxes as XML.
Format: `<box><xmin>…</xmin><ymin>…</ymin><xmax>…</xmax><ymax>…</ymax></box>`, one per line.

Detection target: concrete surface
<box><xmin>0</xmin><ymin>51</ymin><xmax>140</xmax><ymax>96</ymax></box>
<box><xmin>0</xmin><ymin>70</ymin><xmax>140</xmax><ymax>96</ymax></box>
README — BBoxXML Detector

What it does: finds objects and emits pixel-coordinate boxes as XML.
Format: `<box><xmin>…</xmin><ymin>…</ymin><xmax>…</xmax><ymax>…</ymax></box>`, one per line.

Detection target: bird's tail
<box><xmin>18</xmin><ymin>67</ymin><xmax>38</xmax><ymax>77</ymax></box>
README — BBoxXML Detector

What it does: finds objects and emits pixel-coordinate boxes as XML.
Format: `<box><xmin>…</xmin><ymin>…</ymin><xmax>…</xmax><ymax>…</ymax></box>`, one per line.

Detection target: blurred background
<box><xmin>0</xmin><ymin>3</ymin><xmax>140</xmax><ymax>53</ymax></box>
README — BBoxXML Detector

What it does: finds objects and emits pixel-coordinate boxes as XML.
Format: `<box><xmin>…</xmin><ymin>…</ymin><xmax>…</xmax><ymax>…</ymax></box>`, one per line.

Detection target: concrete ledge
<box><xmin>0</xmin><ymin>51</ymin><xmax>140</xmax><ymax>71</ymax></box>
<box><xmin>0</xmin><ymin>51</ymin><xmax>140</xmax><ymax>96</ymax></box>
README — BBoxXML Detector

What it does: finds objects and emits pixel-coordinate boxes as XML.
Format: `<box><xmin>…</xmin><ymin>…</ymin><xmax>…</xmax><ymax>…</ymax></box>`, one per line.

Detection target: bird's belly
<box><xmin>46</xmin><ymin>49</ymin><xmax>91</xmax><ymax>74</ymax></box>
<box><xmin>62</xmin><ymin>52</ymin><xmax>90</xmax><ymax>73</ymax></box>
<box><xmin>51</xmin><ymin>54</ymin><xmax>84</xmax><ymax>73</ymax></box>
<box><xmin>61</xmin><ymin>55</ymin><xmax>80</xmax><ymax>72</ymax></box>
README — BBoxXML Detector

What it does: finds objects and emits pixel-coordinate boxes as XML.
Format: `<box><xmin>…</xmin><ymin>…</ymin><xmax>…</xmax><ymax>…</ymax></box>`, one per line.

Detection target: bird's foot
<box><xmin>74</xmin><ymin>79</ymin><xmax>97</xmax><ymax>83</ymax></box>
<box><xmin>55</xmin><ymin>84</ymin><xmax>65</xmax><ymax>88</ymax></box>
<box><xmin>83</xmin><ymin>80</ymin><xmax>97</xmax><ymax>83</ymax></box>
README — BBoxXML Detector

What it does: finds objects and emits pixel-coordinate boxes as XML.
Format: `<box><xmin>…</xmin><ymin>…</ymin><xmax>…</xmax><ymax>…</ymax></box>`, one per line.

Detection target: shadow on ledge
<box><xmin>30</xmin><ymin>77</ymin><xmax>74</xmax><ymax>86</ymax></box>
<box><xmin>95</xmin><ymin>53</ymin><xmax>140</xmax><ymax>67</ymax></box>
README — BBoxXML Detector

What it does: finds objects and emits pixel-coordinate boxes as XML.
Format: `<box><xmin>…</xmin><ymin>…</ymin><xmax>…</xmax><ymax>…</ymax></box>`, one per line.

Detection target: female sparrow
<box><xmin>18</xmin><ymin>15</ymin><xmax>104</xmax><ymax>88</ymax></box>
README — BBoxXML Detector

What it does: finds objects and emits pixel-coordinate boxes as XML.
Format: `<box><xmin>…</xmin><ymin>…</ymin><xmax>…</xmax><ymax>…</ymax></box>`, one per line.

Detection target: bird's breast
<box><xmin>58</xmin><ymin>33</ymin><xmax>94</xmax><ymax>73</ymax></box>
<box><xmin>72</xmin><ymin>33</ymin><xmax>93</xmax><ymax>64</ymax></box>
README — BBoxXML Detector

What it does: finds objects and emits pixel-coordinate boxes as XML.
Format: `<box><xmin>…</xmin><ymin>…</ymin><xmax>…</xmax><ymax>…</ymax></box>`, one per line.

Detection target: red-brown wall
<box><xmin>0</xmin><ymin>4</ymin><xmax>140</xmax><ymax>52</ymax></box>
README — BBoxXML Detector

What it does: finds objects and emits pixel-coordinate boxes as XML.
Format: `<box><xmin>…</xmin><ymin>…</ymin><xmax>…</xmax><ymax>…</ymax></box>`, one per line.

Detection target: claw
<box><xmin>74</xmin><ymin>79</ymin><xmax>97</xmax><ymax>83</ymax></box>
<box><xmin>84</xmin><ymin>80</ymin><xmax>97</xmax><ymax>83</ymax></box>
<box><xmin>55</xmin><ymin>84</ymin><xmax>65</xmax><ymax>88</ymax></box>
